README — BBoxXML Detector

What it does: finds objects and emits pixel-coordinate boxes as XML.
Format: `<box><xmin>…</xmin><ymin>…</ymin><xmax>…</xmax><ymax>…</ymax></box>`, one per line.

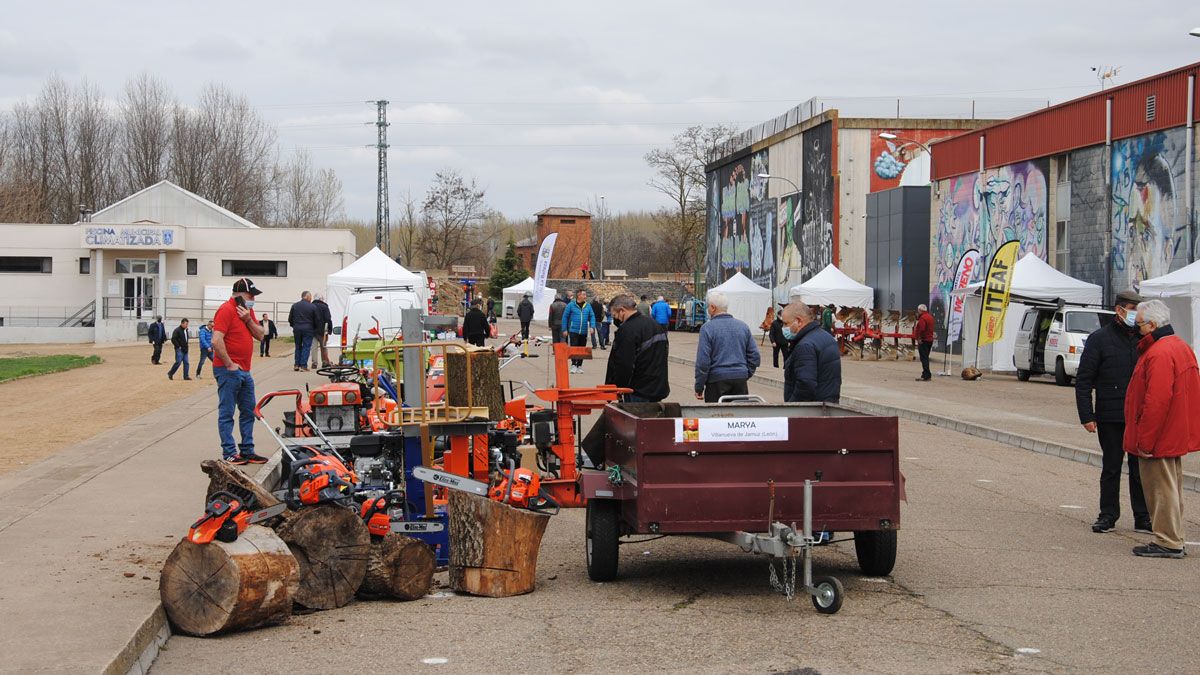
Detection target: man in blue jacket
<box><xmin>561</xmin><ymin>288</ymin><xmax>596</xmax><ymax>374</ymax></box>
<box><xmin>651</xmin><ymin>295</ymin><xmax>672</xmax><ymax>332</ymax></box>
<box><xmin>781</xmin><ymin>302</ymin><xmax>841</xmax><ymax>403</ymax></box>
<box><xmin>195</xmin><ymin>320</ymin><xmax>214</xmax><ymax>378</ymax></box>
<box><xmin>694</xmin><ymin>291</ymin><xmax>759</xmax><ymax>401</ymax></box>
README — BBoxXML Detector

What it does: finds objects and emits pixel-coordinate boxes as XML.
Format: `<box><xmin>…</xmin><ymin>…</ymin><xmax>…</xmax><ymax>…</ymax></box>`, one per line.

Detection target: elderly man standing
<box><xmin>914</xmin><ymin>303</ymin><xmax>936</xmax><ymax>381</ymax></box>
<box><xmin>694</xmin><ymin>290</ymin><xmax>759</xmax><ymax>401</ymax></box>
<box><xmin>1124</xmin><ymin>299</ymin><xmax>1200</xmax><ymax>558</ymax></box>
<box><xmin>781</xmin><ymin>302</ymin><xmax>841</xmax><ymax>403</ymax></box>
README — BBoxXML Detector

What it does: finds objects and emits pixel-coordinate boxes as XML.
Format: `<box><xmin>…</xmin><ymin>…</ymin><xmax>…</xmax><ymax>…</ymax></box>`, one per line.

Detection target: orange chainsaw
<box><xmin>188</xmin><ymin>491</ymin><xmax>287</xmax><ymax>544</ymax></box>
<box><xmin>412</xmin><ymin>464</ymin><xmax>559</xmax><ymax>515</ymax></box>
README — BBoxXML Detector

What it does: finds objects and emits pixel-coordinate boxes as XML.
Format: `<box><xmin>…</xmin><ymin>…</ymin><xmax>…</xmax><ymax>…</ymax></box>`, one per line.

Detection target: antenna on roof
<box><xmin>1091</xmin><ymin>65</ymin><xmax>1122</xmax><ymax>90</ymax></box>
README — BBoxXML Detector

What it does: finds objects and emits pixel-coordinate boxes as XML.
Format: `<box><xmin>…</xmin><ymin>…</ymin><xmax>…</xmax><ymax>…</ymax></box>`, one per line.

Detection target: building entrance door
<box><xmin>122</xmin><ymin>276</ymin><xmax>156</xmax><ymax>319</ymax></box>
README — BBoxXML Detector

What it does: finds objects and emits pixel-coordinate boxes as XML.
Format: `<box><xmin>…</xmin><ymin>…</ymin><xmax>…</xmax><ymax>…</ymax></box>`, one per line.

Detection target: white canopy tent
<box><xmin>502</xmin><ymin>277</ymin><xmax>557</xmax><ymax>321</ymax></box>
<box><xmin>788</xmin><ymin>264</ymin><xmax>874</xmax><ymax>309</ymax></box>
<box><xmin>325</xmin><ymin>247</ymin><xmax>427</xmax><ymax>323</ymax></box>
<box><xmin>711</xmin><ymin>272</ymin><xmax>773</xmax><ymax>331</ymax></box>
<box><xmin>955</xmin><ymin>253</ymin><xmax>1103</xmax><ymax>371</ymax></box>
<box><xmin>1138</xmin><ymin>260</ymin><xmax>1200</xmax><ymax>360</ymax></box>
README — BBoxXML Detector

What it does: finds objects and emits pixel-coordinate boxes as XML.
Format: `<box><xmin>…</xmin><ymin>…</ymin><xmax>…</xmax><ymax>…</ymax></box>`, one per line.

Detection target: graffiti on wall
<box><xmin>870</xmin><ymin>129</ymin><xmax>950</xmax><ymax>192</ymax></box>
<box><xmin>931</xmin><ymin>159</ymin><xmax>1048</xmax><ymax>313</ymax></box>
<box><xmin>797</xmin><ymin>122</ymin><xmax>834</xmax><ymax>282</ymax></box>
<box><xmin>1111</xmin><ymin>128</ymin><xmax>1187</xmax><ymax>290</ymax></box>
<box><xmin>706</xmin><ymin>149</ymin><xmax>775</xmax><ymax>288</ymax></box>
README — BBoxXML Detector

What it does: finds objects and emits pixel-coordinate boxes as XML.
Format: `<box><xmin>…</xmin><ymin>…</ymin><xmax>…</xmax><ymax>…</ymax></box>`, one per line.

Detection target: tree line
<box><xmin>0</xmin><ymin>74</ymin><xmax>343</xmax><ymax>227</ymax></box>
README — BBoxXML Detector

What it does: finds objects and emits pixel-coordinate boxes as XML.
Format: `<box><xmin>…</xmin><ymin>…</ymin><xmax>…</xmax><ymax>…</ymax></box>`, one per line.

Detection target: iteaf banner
<box><xmin>532</xmin><ymin>233</ymin><xmax>557</xmax><ymax>304</ymax></box>
<box><xmin>946</xmin><ymin>248</ymin><xmax>981</xmax><ymax>343</ymax></box>
<box><xmin>978</xmin><ymin>240</ymin><xmax>1020</xmax><ymax>346</ymax></box>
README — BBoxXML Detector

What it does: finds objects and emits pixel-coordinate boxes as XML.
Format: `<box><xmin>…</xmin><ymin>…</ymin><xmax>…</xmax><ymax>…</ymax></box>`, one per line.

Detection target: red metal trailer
<box><xmin>579</xmin><ymin>398</ymin><xmax>902</xmax><ymax>613</ymax></box>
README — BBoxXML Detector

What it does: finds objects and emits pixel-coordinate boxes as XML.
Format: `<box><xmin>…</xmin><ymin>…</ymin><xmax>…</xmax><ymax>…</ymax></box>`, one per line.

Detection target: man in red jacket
<box><xmin>914</xmin><ymin>303</ymin><xmax>936</xmax><ymax>381</ymax></box>
<box><xmin>1124</xmin><ymin>299</ymin><xmax>1200</xmax><ymax>558</ymax></box>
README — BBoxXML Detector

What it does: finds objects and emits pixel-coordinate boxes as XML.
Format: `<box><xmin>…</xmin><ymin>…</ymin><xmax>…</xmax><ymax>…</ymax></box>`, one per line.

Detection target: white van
<box><xmin>1013</xmin><ymin>306</ymin><xmax>1113</xmax><ymax>386</ymax></box>
<box><xmin>340</xmin><ymin>285</ymin><xmax>425</xmax><ymax>342</ymax></box>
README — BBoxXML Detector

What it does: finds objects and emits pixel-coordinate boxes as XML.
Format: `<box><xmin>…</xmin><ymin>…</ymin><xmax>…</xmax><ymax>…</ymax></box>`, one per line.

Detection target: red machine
<box><xmin>188</xmin><ymin>491</ymin><xmax>286</xmax><ymax>544</ymax></box>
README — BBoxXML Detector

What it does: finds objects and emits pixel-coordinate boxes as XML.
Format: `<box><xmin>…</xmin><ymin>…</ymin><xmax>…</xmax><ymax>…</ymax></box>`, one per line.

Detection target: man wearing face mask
<box><xmin>1075</xmin><ymin>290</ymin><xmax>1151</xmax><ymax>534</ymax></box>
<box><xmin>212</xmin><ymin>278</ymin><xmax>268</xmax><ymax>465</ymax></box>
<box><xmin>604</xmin><ymin>294</ymin><xmax>669</xmax><ymax>402</ymax></box>
<box><xmin>781</xmin><ymin>301</ymin><xmax>841</xmax><ymax>403</ymax></box>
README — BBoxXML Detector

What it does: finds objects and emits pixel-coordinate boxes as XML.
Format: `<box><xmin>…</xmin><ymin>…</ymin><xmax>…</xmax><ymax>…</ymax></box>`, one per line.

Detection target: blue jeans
<box><xmin>294</xmin><ymin>329</ymin><xmax>313</xmax><ymax>368</ymax></box>
<box><xmin>195</xmin><ymin>348</ymin><xmax>212</xmax><ymax>376</ymax></box>
<box><xmin>213</xmin><ymin>366</ymin><xmax>256</xmax><ymax>459</ymax></box>
<box><xmin>167</xmin><ymin>349</ymin><xmax>190</xmax><ymax>379</ymax></box>
<box><xmin>599</xmin><ymin>322</ymin><xmax>610</xmax><ymax>347</ymax></box>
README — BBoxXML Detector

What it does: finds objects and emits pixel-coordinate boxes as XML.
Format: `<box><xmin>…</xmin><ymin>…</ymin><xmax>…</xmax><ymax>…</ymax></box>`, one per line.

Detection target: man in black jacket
<box><xmin>167</xmin><ymin>318</ymin><xmax>192</xmax><ymax>380</ymax></box>
<box><xmin>287</xmin><ymin>291</ymin><xmax>317</xmax><ymax>372</ymax></box>
<box><xmin>516</xmin><ymin>292</ymin><xmax>535</xmax><ymax>340</ymax></box>
<box><xmin>548</xmin><ymin>295</ymin><xmax>566</xmax><ymax>343</ymax></box>
<box><xmin>311</xmin><ymin>294</ymin><xmax>334</xmax><ymax>369</ymax></box>
<box><xmin>463</xmin><ymin>299</ymin><xmax>489</xmax><ymax>347</ymax></box>
<box><xmin>604</xmin><ymin>294</ymin><xmax>669</xmax><ymax>402</ymax></box>
<box><xmin>590</xmin><ymin>296</ymin><xmax>606</xmax><ymax>349</ymax></box>
<box><xmin>148</xmin><ymin>316</ymin><xmax>167</xmax><ymax>364</ymax></box>
<box><xmin>781</xmin><ymin>302</ymin><xmax>841</xmax><ymax>403</ymax></box>
<box><xmin>769</xmin><ymin>304</ymin><xmax>790</xmax><ymax>368</ymax></box>
<box><xmin>1075</xmin><ymin>290</ymin><xmax>1150</xmax><ymax>534</ymax></box>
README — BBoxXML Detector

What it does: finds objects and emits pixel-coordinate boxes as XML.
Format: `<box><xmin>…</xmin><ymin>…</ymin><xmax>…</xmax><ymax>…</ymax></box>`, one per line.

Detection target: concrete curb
<box><xmin>670</xmin><ymin>354</ymin><xmax>1200</xmax><ymax>494</ymax></box>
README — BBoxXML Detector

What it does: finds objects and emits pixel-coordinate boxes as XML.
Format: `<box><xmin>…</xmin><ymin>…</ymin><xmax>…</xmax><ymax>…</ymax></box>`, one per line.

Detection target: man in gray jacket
<box><xmin>693</xmin><ymin>290</ymin><xmax>760</xmax><ymax>401</ymax></box>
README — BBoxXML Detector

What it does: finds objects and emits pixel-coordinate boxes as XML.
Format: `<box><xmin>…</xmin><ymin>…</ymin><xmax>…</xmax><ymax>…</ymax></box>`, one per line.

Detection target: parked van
<box><xmin>340</xmin><ymin>285</ymin><xmax>425</xmax><ymax>342</ymax></box>
<box><xmin>1013</xmin><ymin>306</ymin><xmax>1113</xmax><ymax>386</ymax></box>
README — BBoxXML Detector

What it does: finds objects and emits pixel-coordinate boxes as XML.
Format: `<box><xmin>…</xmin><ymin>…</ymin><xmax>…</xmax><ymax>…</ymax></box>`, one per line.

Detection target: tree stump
<box><xmin>357</xmin><ymin>534</ymin><xmax>436</xmax><ymax>601</ymax></box>
<box><xmin>200</xmin><ymin>459</ymin><xmax>292</xmax><ymax>526</ymax></box>
<box><xmin>275</xmin><ymin>505</ymin><xmax>371</xmax><ymax>610</ymax></box>
<box><xmin>445</xmin><ymin>346</ymin><xmax>503</xmax><ymax>420</ymax></box>
<box><xmin>159</xmin><ymin>525</ymin><xmax>298</xmax><ymax>636</ymax></box>
<box><xmin>448</xmin><ymin>491</ymin><xmax>551</xmax><ymax>597</ymax></box>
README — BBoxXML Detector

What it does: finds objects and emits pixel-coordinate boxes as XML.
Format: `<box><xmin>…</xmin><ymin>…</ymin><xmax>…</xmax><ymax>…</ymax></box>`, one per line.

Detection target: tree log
<box><xmin>275</xmin><ymin>505</ymin><xmax>371</xmax><ymax>610</ymax></box>
<box><xmin>159</xmin><ymin>525</ymin><xmax>298</xmax><ymax>636</ymax></box>
<box><xmin>357</xmin><ymin>534</ymin><xmax>436</xmax><ymax>601</ymax></box>
<box><xmin>445</xmin><ymin>346</ymin><xmax>504</xmax><ymax>420</ymax></box>
<box><xmin>448</xmin><ymin>491</ymin><xmax>550</xmax><ymax>597</ymax></box>
<box><xmin>200</xmin><ymin>459</ymin><xmax>292</xmax><ymax>527</ymax></box>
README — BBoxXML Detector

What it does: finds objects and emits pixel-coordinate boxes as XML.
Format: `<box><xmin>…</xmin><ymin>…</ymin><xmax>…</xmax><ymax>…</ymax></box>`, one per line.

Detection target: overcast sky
<box><xmin>2</xmin><ymin>1</ymin><xmax>1199</xmax><ymax>221</ymax></box>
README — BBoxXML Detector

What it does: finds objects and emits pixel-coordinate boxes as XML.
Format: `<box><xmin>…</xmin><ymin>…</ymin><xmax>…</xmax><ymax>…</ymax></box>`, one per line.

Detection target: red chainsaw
<box><xmin>188</xmin><ymin>491</ymin><xmax>287</xmax><ymax>544</ymax></box>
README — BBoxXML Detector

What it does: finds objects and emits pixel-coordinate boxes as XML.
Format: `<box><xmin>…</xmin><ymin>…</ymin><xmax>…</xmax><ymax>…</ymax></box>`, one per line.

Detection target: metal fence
<box><xmin>99</xmin><ymin>297</ymin><xmax>295</xmax><ymax>324</ymax></box>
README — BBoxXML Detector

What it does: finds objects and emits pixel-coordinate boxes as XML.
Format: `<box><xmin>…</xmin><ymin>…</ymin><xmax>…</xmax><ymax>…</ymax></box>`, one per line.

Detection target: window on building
<box><xmin>0</xmin><ymin>256</ymin><xmax>52</xmax><ymax>273</ymax></box>
<box><xmin>186</xmin><ymin>258</ymin><xmax>198</xmax><ymax>276</ymax></box>
<box><xmin>115</xmin><ymin>258</ymin><xmax>159</xmax><ymax>274</ymax></box>
<box><xmin>79</xmin><ymin>257</ymin><xmax>91</xmax><ymax>274</ymax></box>
<box><xmin>222</xmin><ymin>260</ymin><xmax>287</xmax><ymax>277</ymax></box>
<box><xmin>1054</xmin><ymin>221</ymin><xmax>1070</xmax><ymax>273</ymax></box>
<box><xmin>1055</xmin><ymin>155</ymin><xmax>1069</xmax><ymax>183</ymax></box>
<box><xmin>560</xmin><ymin>218</ymin><xmax>576</xmax><ymax>224</ymax></box>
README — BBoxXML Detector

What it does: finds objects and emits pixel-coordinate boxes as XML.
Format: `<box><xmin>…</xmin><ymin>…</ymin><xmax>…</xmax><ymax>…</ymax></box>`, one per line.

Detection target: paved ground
<box><xmin>151</xmin><ymin>321</ymin><xmax>1200</xmax><ymax>674</ymax></box>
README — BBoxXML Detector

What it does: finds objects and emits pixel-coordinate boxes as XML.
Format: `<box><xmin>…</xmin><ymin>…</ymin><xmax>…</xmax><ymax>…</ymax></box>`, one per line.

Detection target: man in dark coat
<box><xmin>311</xmin><ymin>294</ymin><xmax>334</xmax><ymax>369</ymax></box>
<box><xmin>148</xmin><ymin>316</ymin><xmax>167</xmax><ymax>364</ymax></box>
<box><xmin>781</xmin><ymin>302</ymin><xmax>841</xmax><ymax>403</ymax></box>
<box><xmin>590</xmin><ymin>296</ymin><xmax>606</xmax><ymax>349</ymax></box>
<box><xmin>769</xmin><ymin>304</ymin><xmax>790</xmax><ymax>368</ymax></box>
<box><xmin>1075</xmin><ymin>290</ymin><xmax>1150</xmax><ymax>534</ymax></box>
<box><xmin>167</xmin><ymin>318</ymin><xmax>192</xmax><ymax>380</ymax></box>
<box><xmin>549</xmin><ymin>295</ymin><xmax>567</xmax><ymax>343</ymax></box>
<box><xmin>604</xmin><ymin>295</ymin><xmax>669</xmax><ymax>402</ymax></box>
<box><xmin>463</xmin><ymin>299</ymin><xmax>489</xmax><ymax>347</ymax></box>
<box><xmin>287</xmin><ymin>291</ymin><xmax>318</xmax><ymax>372</ymax></box>
<box><xmin>516</xmin><ymin>292</ymin><xmax>535</xmax><ymax>340</ymax></box>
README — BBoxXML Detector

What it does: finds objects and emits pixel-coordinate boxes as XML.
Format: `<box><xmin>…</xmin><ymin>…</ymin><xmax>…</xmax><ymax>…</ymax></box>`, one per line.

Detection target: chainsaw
<box><xmin>358</xmin><ymin>490</ymin><xmax>446</xmax><ymax>536</ymax></box>
<box><xmin>286</xmin><ymin>454</ymin><xmax>357</xmax><ymax>508</ymax></box>
<box><xmin>188</xmin><ymin>491</ymin><xmax>287</xmax><ymax>544</ymax></box>
<box><xmin>413</xmin><ymin>465</ymin><xmax>559</xmax><ymax>515</ymax></box>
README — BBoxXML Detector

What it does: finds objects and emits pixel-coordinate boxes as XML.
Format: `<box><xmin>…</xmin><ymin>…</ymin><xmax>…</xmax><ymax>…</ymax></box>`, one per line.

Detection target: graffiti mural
<box><xmin>706</xmin><ymin>149</ymin><xmax>775</xmax><ymax>288</ymax></box>
<box><xmin>777</xmin><ymin>193</ymin><xmax>801</xmax><ymax>288</ymax></box>
<box><xmin>797</xmin><ymin>122</ymin><xmax>834</xmax><ymax>282</ymax></box>
<box><xmin>1111</xmin><ymin>128</ymin><xmax>1187</xmax><ymax>291</ymax></box>
<box><xmin>930</xmin><ymin>159</ymin><xmax>1048</xmax><ymax>309</ymax></box>
<box><xmin>870</xmin><ymin>129</ymin><xmax>951</xmax><ymax>192</ymax></box>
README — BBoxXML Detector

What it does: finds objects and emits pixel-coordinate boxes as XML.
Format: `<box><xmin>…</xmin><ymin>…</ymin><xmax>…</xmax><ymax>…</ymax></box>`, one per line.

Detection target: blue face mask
<box><xmin>1121</xmin><ymin>309</ymin><xmax>1136</xmax><ymax>328</ymax></box>
<box><xmin>781</xmin><ymin>324</ymin><xmax>797</xmax><ymax>341</ymax></box>
<box><xmin>244</xmin><ymin>299</ymin><xmax>256</xmax><ymax>309</ymax></box>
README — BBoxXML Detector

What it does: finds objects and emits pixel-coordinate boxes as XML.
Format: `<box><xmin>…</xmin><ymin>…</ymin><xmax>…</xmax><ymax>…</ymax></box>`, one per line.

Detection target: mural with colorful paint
<box><xmin>1110</xmin><ymin>128</ymin><xmax>1187</xmax><ymax>291</ymax></box>
<box><xmin>930</xmin><ymin>159</ymin><xmax>1048</xmax><ymax>315</ymax></box>
<box><xmin>870</xmin><ymin>129</ymin><xmax>951</xmax><ymax>192</ymax></box>
<box><xmin>705</xmin><ymin>149</ymin><xmax>775</xmax><ymax>288</ymax></box>
<box><xmin>796</xmin><ymin>122</ymin><xmax>834</xmax><ymax>282</ymax></box>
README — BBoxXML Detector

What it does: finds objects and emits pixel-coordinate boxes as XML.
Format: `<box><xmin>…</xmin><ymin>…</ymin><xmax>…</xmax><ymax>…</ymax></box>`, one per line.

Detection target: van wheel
<box><xmin>1016</xmin><ymin>369</ymin><xmax>1031</xmax><ymax>382</ymax></box>
<box><xmin>1054</xmin><ymin>358</ymin><xmax>1072</xmax><ymax>386</ymax></box>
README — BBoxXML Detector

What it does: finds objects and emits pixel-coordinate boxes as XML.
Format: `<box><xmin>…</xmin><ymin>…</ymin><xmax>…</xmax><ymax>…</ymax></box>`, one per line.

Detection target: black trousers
<box><xmin>918</xmin><ymin>341</ymin><xmax>933</xmax><ymax>379</ymax></box>
<box><xmin>260</xmin><ymin>337</ymin><xmax>271</xmax><ymax>356</ymax></box>
<box><xmin>151</xmin><ymin>342</ymin><xmax>163</xmax><ymax>364</ymax></box>
<box><xmin>466</xmin><ymin>334</ymin><xmax>486</xmax><ymax>347</ymax></box>
<box><xmin>1098</xmin><ymin>422</ymin><xmax>1149</xmax><ymax>522</ymax></box>
<box><xmin>519</xmin><ymin>320</ymin><xmax>531</xmax><ymax>340</ymax></box>
<box><xmin>551</xmin><ymin>326</ymin><xmax>564</xmax><ymax>343</ymax></box>
<box><xmin>568</xmin><ymin>332</ymin><xmax>587</xmax><ymax>366</ymax></box>
<box><xmin>772</xmin><ymin>344</ymin><xmax>791</xmax><ymax>368</ymax></box>
<box><xmin>704</xmin><ymin>379</ymin><xmax>748</xmax><ymax>402</ymax></box>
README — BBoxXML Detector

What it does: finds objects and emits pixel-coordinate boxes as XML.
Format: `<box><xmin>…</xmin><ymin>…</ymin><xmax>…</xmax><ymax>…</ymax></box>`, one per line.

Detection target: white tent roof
<box><xmin>503</xmin><ymin>277</ymin><xmax>539</xmax><ymax>292</ymax></box>
<box><xmin>1138</xmin><ymin>260</ymin><xmax>1200</xmax><ymax>298</ymax></box>
<box><xmin>326</xmin><ymin>247</ymin><xmax>425</xmax><ymax>321</ymax></box>
<box><xmin>502</xmin><ymin>277</ymin><xmax>556</xmax><ymax>321</ymax></box>
<box><xmin>712</xmin><ymin>272</ymin><xmax>773</xmax><ymax>330</ymax></box>
<box><xmin>789</xmin><ymin>264</ymin><xmax>874</xmax><ymax>309</ymax></box>
<box><xmin>957</xmin><ymin>253</ymin><xmax>1101</xmax><ymax>305</ymax></box>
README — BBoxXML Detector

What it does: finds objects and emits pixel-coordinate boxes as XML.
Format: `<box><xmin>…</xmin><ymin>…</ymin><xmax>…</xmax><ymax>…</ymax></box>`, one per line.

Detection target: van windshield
<box><xmin>1065</xmin><ymin>312</ymin><xmax>1104</xmax><ymax>334</ymax></box>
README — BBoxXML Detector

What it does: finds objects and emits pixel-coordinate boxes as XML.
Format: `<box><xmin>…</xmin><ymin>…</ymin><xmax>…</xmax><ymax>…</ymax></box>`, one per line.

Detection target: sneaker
<box><xmin>167</xmin><ymin>373</ymin><xmax>174</xmax><ymax>380</ymax></box>
<box><xmin>183</xmin><ymin>377</ymin><xmax>192</xmax><ymax>381</ymax></box>
<box><xmin>1133</xmin><ymin>542</ymin><xmax>1185</xmax><ymax>558</ymax></box>
<box><xmin>1134</xmin><ymin>520</ymin><xmax>1154</xmax><ymax>534</ymax></box>
<box><xmin>1091</xmin><ymin>517</ymin><xmax>1116</xmax><ymax>533</ymax></box>
<box><xmin>239</xmin><ymin>453</ymin><xmax>269</xmax><ymax>465</ymax></box>
<box><xmin>228</xmin><ymin>455</ymin><xmax>250</xmax><ymax>465</ymax></box>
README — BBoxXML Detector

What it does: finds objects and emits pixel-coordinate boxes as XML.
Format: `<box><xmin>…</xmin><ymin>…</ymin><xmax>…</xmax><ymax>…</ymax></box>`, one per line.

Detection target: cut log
<box><xmin>159</xmin><ymin>525</ymin><xmax>298</xmax><ymax>636</ymax></box>
<box><xmin>358</xmin><ymin>534</ymin><xmax>436</xmax><ymax>601</ymax></box>
<box><xmin>275</xmin><ymin>505</ymin><xmax>371</xmax><ymax>610</ymax></box>
<box><xmin>200</xmin><ymin>459</ymin><xmax>292</xmax><ymax>527</ymax></box>
<box><xmin>448</xmin><ymin>491</ymin><xmax>550</xmax><ymax>597</ymax></box>
<box><xmin>445</xmin><ymin>346</ymin><xmax>504</xmax><ymax>420</ymax></box>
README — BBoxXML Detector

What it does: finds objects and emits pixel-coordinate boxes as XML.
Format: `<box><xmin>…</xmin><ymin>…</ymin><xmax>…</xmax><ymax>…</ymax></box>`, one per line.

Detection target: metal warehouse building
<box><xmin>927</xmin><ymin>61</ymin><xmax>1200</xmax><ymax>324</ymax></box>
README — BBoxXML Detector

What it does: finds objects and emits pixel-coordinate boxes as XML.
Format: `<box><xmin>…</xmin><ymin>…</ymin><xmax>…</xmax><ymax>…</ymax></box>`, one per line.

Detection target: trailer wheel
<box><xmin>1054</xmin><ymin>358</ymin><xmax>1072</xmax><ymax>386</ymax></box>
<box><xmin>810</xmin><ymin>576</ymin><xmax>843</xmax><ymax>614</ymax></box>
<box><xmin>1016</xmin><ymin>369</ymin><xmax>1031</xmax><ymax>382</ymax></box>
<box><xmin>853</xmin><ymin>530</ymin><xmax>897</xmax><ymax>576</ymax></box>
<box><xmin>586</xmin><ymin>499</ymin><xmax>620</xmax><ymax>582</ymax></box>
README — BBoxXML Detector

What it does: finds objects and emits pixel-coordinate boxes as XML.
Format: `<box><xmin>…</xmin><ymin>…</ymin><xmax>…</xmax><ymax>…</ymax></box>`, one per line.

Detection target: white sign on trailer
<box><xmin>674</xmin><ymin>417</ymin><xmax>789</xmax><ymax>443</ymax></box>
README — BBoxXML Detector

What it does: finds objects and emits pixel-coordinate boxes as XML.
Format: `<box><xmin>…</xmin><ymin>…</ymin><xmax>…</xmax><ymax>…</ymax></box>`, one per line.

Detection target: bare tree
<box><xmin>120</xmin><ymin>73</ymin><xmax>173</xmax><ymax>193</ymax></box>
<box><xmin>419</xmin><ymin>169</ymin><xmax>492</xmax><ymax>270</ymax></box>
<box><xmin>392</xmin><ymin>190</ymin><xmax>423</xmax><ymax>267</ymax></box>
<box><xmin>270</xmin><ymin>149</ymin><xmax>344</xmax><ymax>228</ymax></box>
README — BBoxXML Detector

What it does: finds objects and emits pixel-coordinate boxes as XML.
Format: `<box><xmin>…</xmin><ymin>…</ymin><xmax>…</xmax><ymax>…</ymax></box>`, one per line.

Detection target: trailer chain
<box><xmin>607</xmin><ymin>464</ymin><xmax>624</xmax><ymax>486</ymax></box>
<box><xmin>768</xmin><ymin>551</ymin><xmax>799</xmax><ymax>601</ymax></box>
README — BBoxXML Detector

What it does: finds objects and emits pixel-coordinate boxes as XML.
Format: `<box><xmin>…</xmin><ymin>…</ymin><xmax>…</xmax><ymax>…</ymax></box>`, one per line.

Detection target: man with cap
<box><xmin>517</xmin><ymin>291</ymin><xmax>535</xmax><ymax>341</ymax></box>
<box><xmin>212</xmin><ymin>278</ymin><xmax>268</xmax><ymax>465</ymax></box>
<box><xmin>1075</xmin><ymin>289</ymin><xmax>1151</xmax><ymax>534</ymax></box>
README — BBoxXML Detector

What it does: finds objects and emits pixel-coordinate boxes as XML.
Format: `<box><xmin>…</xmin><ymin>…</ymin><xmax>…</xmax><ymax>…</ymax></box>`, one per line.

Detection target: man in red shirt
<box><xmin>914</xmin><ymin>303</ymin><xmax>936</xmax><ymax>381</ymax></box>
<box><xmin>212</xmin><ymin>278</ymin><xmax>268</xmax><ymax>465</ymax></box>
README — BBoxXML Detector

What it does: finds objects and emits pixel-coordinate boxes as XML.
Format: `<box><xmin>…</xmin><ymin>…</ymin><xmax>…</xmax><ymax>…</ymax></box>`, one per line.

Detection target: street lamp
<box><xmin>1190</xmin><ymin>27</ymin><xmax>1200</xmax><ymax>37</ymax></box>
<box><xmin>599</xmin><ymin>194</ymin><xmax>605</xmax><ymax>280</ymax></box>
<box><xmin>877</xmin><ymin>132</ymin><xmax>938</xmax><ymax>197</ymax></box>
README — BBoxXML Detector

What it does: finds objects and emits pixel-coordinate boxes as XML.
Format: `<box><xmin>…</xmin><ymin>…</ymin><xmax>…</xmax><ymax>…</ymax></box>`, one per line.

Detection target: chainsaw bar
<box><xmin>391</xmin><ymin>520</ymin><xmax>445</xmax><ymax>533</ymax></box>
<box><xmin>412</xmin><ymin>466</ymin><xmax>489</xmax><ymax>496</ymax></box>
<box><xmin>246</xmin><ymin>502</ymin><xmax>288</xmax><ymax>524</ymax></box>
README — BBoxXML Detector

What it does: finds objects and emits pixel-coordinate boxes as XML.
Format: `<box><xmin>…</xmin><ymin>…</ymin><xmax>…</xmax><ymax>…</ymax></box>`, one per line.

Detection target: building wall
<box><xmin>1068</xmin><ymin>145</ymin><xmax>1108</xmax><ymax>292</ymax></box>
<box><xmin>838</xmin><ymin>127</ymin><xmax>871</xmax><ymax>283</ymax></box>
<box><xmin>536</xmin><ymin>215</ymin><xmax>591</xmax><ymax>279</ymax></box>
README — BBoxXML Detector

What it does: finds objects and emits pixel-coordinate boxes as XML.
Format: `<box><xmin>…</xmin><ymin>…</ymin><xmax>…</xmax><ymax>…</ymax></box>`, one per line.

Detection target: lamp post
<box><xmin>1190</xmin><ymin>27</ymin><xmax>1200</xmax><ymax>37</ymax></box>
<box><xmin>599</xmin><ymin>194</ymin><xmax>605</xmax><ymax>280</ymax></box>
<box><xmin>757</xmin><ymin>173</ymin><xmax>801</xmax><ymax>296</ymax></box>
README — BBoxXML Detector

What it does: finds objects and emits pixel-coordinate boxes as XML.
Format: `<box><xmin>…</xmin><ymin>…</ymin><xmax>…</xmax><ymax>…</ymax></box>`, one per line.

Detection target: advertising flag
<box><xmin>946</xmin><ymin>248</ymin><xmax>981</xmax><ymax>343</ymax></box>
<box><xmin>532</xmin><ymin>233</ymin><xmax>558</xmax><ymax>304</ymax></box>
<box><xmin>978</xmin><ymin>240</ymin><xmax>1020</xmax><ymax>346</ymax></box>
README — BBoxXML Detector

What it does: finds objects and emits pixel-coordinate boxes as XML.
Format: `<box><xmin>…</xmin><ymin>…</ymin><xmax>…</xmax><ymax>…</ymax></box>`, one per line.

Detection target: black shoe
<box><xmin>240</xmin><ymin>453</ymin><xmax>269</xmax><ymax>464</ymax></box>
<box><xmin>228</xmin><ymin>455</ymin><xmax>250</xmax><ymax>465</ymax></box>
<box><xmin>1092</xmin><ymin>517</ymin><xmax>1116</xmax><ymax>533</ymax></box>
<box><xmin>183</xmin><ymin>377</ymin><xmax>192</xmax><ymax>381</ymax></box>
<box><xmin>1132</xmin><ymin>542</ymin><xmax>1185</xmax><ymax>558</ymax></box>
<box><xmin>1134</xmin><ymin>520</ymin><xmax>1153</xmax><ymax>534</ymax></box>
<box><xmin>167</xmin><ymin>373</ymin><xmax>173</xmax><ymax>380</ymax></box>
